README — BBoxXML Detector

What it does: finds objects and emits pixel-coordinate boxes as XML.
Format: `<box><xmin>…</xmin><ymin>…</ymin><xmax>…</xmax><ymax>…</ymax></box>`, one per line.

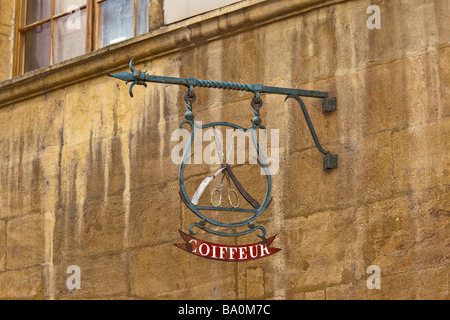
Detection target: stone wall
<box><xmin>0</xmin><ymin>0</ymin><xmax>448</xmax><ymax>299</ymax></box>
<box><xmin>0</xmin><ymin>0</ymin><xmax>14</xmax><ymax>81</ymax></box>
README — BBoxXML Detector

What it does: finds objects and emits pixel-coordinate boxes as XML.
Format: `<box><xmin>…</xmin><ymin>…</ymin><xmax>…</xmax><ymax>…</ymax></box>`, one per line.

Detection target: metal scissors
<box><xmin>210</xmin><ymin>127</ymin><xmax>240</xmax><ymax>208</ymax></box>
<box><xmin>210</xmin><ymin>170</ymin><xmax>240</xmax><ymax>208</ymax></box>
<box><xmin>191</xmin><ymin>127</ymin><xmax>261</xmax><ymax>209</ymax></box>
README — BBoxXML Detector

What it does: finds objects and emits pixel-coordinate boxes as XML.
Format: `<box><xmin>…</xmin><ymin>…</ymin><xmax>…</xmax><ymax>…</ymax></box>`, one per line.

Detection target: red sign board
<box><xmin>175</xmin><ymin>230</ymin><xmax>281</xmax><ymax>262</ymax></box>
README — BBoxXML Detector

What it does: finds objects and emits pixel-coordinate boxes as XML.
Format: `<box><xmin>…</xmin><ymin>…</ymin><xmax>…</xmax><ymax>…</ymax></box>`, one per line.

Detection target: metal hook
<box><xmin>251</xmin><ymin>92</ymin><xmax>262</xmax><ymax>126</ymax></box>
<box><xmin>184</xmin><ymin>86</ymin><xmax>196</xmax><ymax>120</ymax></box>
<box><xmin>129</xmin><ymin>58</ymin><xmax>136</xmax><ymax>74</ymax></box>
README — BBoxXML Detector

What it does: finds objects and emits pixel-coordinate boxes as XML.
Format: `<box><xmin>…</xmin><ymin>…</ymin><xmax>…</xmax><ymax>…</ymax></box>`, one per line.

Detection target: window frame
<box><xmin>14</xmin><ymin>0</ymin><xmax>147</xmax><ymax>76</ymax></box>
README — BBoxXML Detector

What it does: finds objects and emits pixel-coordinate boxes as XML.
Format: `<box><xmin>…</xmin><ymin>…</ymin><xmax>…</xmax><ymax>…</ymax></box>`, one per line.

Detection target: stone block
<box><xmin>367</xmin><ymin>0</ymin><xmax>440</xmax><ymax>62</ymax></box>
<box><xmin>129</xmin><ymin>244</ymin><xmax>236</xmax><ymax>299</ymax></box>
<box><xmin>5</xmin><ymin>98</ymin><xmax>39</xmax><ymax>161</ymax></box>
<box><xmin>0</xmin><ymin>0</ymin><xmax>14</xmax><ymax>28</ymax></box>
<box><xmin>0</xmin><ymin>220</ymin><xmax>5</xmax><ymax>271</ymax></box>
<box><xmin>403</xmin><ymin>52</ymin><xmax>441</xmax><ymax>124</ymax></box>
<box><xmin>0</xmin><ymin>267</ymin><xmax>44</xmax><ymax>299</ymax></box>
<box><xmin>62</xmin><ymin>131</ymin><xmax>126</xmax><ymax>203</ymax></box>
<box><xmin>263</xmin><ymin>25</ymin><xmax>294</xmax><ymax>86</ymax></box>
<box><xmin>1</xmin><ymin>151</ymin><xmax>59</xmax><ymax>219</ymax></box>
<box><xmin>35</xmin><ymin>152</ymin><xmax>60</xmax><ymax>211</ymax></box>
<box><xmin>362</xmin><ymin>58</ymin><xmax>421</xmax><ymax>134</ymax></box>
<box><xmin>128</xmin><ymin>181</ymin><xmax>180</xmax><ymax>248</ymax></box>
<box><xmin>55</xmin><ymin>145</ymin><xmax>83</xmax><ymax>208</ymax></box>
<box><xmin>6</xmin><ymin>213</ymin><xmax>45</xmax><ymax>269</ymax></box>
<box><xmin>0</xmin><ymin>107</ymin><xmax>11</xmax><ymax>148</ymax></box>
<box><xmin>37</xmin><ymin>91</ymin><xmax>65</xmax><ymax>152</ymax></box>
<box><xmin>392</xmin><ymin>120</ymin><xmax>450</xmax><ymax>193</ymax></box>
<box><xmin>246</xmin><ymin>267</ymin><xmax>265</xmax><ymax>299</ymax></box>
<box><xmin>156</xmin><ymin>278</ymin><xmax>237</xmax><ymax>300</ymax></box>
<box><xmin>52</xmin><ymin>204</ymin><xmax>80</xmax><ymax>264</ymax></box>
<box><xmin>364</xmin><ymin>51</ymin><xmax>441</xmax><ymax>129</ymax></box>
<box><xmin>326</xmin><ymin>266</ymin><xmax>448</xmax><ymax>300</ymax></box>
<box><xmin>354</xmin><ymin>131</ymin><xmax>394</xmax><ymax>202</ymax></box>
<box><xmin>0</xmin><ymin>35</ymin><xmax>11</xmax><ymax>82</ymax></box>
<box><xmin>129</xmin><ymin>116</ymin><xmax>181</xmax><ymax>189</ymax></box>
<box><xmin>437</xmin><ymin>46</ymin><xmax>450</xmax><ymax>117</ymax></box>
<box><xmin>363</xmin><ymin>186</ymin><xmax>450</xmax><ymax>274</ymax></box>
<box><xmin>333</xmin><ymin>0</ymin><xmax>371</xmax><ymax>75</ymax></box>
<box><xmin>291</xmin><ymin>6</ymin><xmax>337</xmax><ymax>85</ymax></box>
<box><xmin>435</xmin><ymin>0</ymin><xmax>450</xmax><ymax>45</ymax></box>
<box><xmin>80</xmin><ymin>194</ymin><xmax>125</xmax><ymax>256</ymax></box>
<box><xmin>389</xmin><ymin>267</ymin><xmax>449</xmax><ymax>300</ymax></box>
<box><xmin>219</xmin><ymin>29</ymin><xmax>266</xmax><ymax>105</ymax></box>
<box><xmin>282</xmin><ymin>206</ymin><xmax>366</xmax><ymax>292</ymax></box>
<box><xmin>64</xmin><ymin>79</ymin><xmax>120</xmax><ymax>148</ymax></box>
<box><xmin>82</xmin><ymin>138</ymin><xmax>107</xmax><ymax>201</ymax></box>
<box><xmin>325</xmin><ymin>280</ymin><xmax>381</xmax><ymax>300</ymax></box>
<box><xmin>326</xmin><ymin>50</ymin><xmax>443</xmax><ymax>140</ymax></box>
<box><xmin>55</xmin><ymin>253</ymin><xmax>127</xmax><ymax>299</ymax></box>
<box><xmin>1</xmin><ymin>157</ymin><xmax>38</xmax><ymax>219</ymax></box>
<box><xmin>293</xmin><ymin>290</ymin><xmax>325</xmax><ymax>300</ymax></box>
<box><xmin>106</xmin><ymin>135</ymin><xmax>126</xmax><ymax>196</ymax></box>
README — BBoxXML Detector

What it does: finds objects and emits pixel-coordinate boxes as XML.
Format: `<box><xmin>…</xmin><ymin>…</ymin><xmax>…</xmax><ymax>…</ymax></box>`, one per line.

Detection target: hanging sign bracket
<box><xmin>109</xmin><ymin>58</ymin><xmax>339</xmax><ymax>256</ymax></box>
<box><xmin>109</xmin><ymin>59</ymin><xmax>338</xmax><ymax>169</ymax></box>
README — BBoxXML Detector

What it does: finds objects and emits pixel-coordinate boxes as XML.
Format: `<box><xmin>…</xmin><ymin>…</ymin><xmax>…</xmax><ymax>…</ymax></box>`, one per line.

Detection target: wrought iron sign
<box><xmin>110</xmin><ymin>59</ymin><xmax>338</xmax><ymax>261</ymax></box>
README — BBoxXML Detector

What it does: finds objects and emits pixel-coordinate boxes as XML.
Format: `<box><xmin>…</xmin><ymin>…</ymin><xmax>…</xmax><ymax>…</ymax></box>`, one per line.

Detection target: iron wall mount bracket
<box><xmin>322</xmin><ymin>98</ymin><xmax>337</xmax><ymax>169</ymax></box>
<box><xmin>323</xmin><ymin>97</ymin><xmax>337</xmax><ymax>113</ymax></box>
<box><xmin>109</xmin><ymin>59</ymin><xmax>339</xmax><ymax>170</ymax></box>
<box><xmin>323</xmin><ymin>154</ymin><xmax>338</xmax><ymax>170</ymax></box>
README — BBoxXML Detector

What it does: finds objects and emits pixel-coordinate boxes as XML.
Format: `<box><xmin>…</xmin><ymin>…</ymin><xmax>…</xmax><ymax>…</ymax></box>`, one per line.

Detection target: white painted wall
<box><xmin>164</xmin><ymin>0</ymin><xmax>242</xmax><ymax>24</ymax></box>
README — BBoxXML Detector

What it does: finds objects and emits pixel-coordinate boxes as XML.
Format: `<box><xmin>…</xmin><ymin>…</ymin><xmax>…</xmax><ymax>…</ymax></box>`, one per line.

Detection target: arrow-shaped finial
<box><xmin>109</xmin><ymin>58</ymin><xmax>147</xmax><ymax>97</ymax></box>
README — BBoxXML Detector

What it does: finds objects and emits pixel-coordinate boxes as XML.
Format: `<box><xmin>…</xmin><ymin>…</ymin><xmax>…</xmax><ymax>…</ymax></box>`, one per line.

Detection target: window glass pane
<box><xmin>137</xmin><ymin>0</ymin><xmax>150</xmax><ymax>35</ymax></box>
<box><xmin>53</xmin><ymin>9</ymin><xmax>87</xmax><ymax>64</ymax></box>
<box><xmin>25</xmin><ymin>0</ymin><xmax>51</xmax><ymax>25</ymax></box>
<box><xmin>164</xmin><ymin>0</ymin><xmax>242</xmax><ymax>24</ymax></box>
<box><xmin>55</xmin><ymin>0</ymin><xmax>86</xmax><ymax>15</ymax></box>
<box><xmin>99</xmin><ymin>0</ymin><xmax>134</xmax><ymax>47</ymax></box>
<box><xmin>23</xmin><ymin>22</ymin><xmax>51</xmax><ymax>73</ymax></box>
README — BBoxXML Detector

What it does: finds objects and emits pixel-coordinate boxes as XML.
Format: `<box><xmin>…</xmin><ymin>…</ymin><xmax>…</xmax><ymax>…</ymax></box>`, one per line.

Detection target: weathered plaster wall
<box><xmin>0</xmin><ymin>0</ymin><xmax>449</xmax><ymax>299</ymax></box>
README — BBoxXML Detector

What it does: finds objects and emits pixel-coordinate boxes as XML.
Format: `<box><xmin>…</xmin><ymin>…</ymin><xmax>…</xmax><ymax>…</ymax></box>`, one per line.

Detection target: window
<box><xmin>163</xmin><ymin>0</ymin><xmax>242</xmax><ymax>24</ymax></box>
<box><xmin>16</xmin><ymin>0</ymin><xmax>150</xmax><ymax>75</ymax></box>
